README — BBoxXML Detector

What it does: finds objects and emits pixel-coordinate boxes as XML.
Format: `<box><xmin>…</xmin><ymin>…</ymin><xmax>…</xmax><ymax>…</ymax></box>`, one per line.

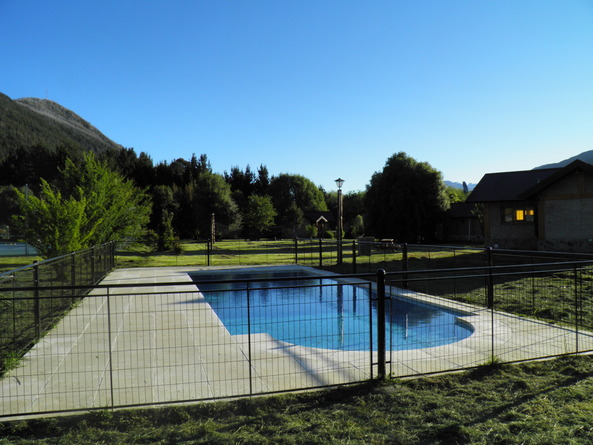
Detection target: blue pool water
<box><xmin>189</xmin><ymin>268</ymin><xmax>473</xmax><ymax>351</ymax></box>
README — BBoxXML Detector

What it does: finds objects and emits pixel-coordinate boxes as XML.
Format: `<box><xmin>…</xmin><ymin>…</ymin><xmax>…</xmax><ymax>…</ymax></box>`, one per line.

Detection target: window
<box><xmin>503</xmin><ymin>206</ymin><xmax>534</xmax><ymax>223</ymax></box>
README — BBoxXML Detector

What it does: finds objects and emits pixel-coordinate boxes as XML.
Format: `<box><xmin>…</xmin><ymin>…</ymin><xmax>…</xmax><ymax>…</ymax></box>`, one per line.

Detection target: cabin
<box><xmin>444</xmin><ymin>202</ymin><xmax>483</xmax><ymax>243</ymax></box>
<box><xmin>466</xmin><ymin>160</ymin><xmax>593</xmax><ymax>252</ymax></box>
<box><xmin>303</xmin><ymin>211</ymin><xmax>336</xmax><ymax>237</ymax></box>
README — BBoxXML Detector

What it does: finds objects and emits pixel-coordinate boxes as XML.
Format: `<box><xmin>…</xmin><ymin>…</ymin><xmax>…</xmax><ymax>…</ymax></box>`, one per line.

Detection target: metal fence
<box><xmin>117</xmin><ymin>238</ymin><xmax>593</xmax><ymax>274</ymax></box>
<box><xmin>0</xmin><ymin>243</ymin><xmax>115</xmax><ymax>377</ymax></box>
<box><xmin>2</xmin><ymin>259</ymin><xmax>593</xmax><ymax>418</ymax></box>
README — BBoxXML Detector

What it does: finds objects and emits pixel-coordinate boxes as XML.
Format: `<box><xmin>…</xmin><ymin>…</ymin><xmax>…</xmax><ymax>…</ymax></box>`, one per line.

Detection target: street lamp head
<box><xmin>334</xmin><ymin>178</ymin><xmax>345</xmax><ymax>190</ymax></box>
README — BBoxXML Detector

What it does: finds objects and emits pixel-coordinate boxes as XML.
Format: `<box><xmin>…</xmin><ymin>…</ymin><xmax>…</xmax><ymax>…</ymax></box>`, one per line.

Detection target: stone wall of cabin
<box><xmin>537</xmin><ymin>171</ymin><xmax>593</xmax><ymax>252</ymax></box>
<box><xmin>484</xmin><ymin>202</ymin><xmax>538</xmax><ymax>249</ymax></box>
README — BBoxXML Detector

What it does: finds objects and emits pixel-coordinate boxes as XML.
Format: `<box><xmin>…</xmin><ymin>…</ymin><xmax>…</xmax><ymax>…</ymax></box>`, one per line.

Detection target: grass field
<box><xmin>2</xmin><ymin>355</ymin><xmax>593</xmax><ymax>444</ymax></box>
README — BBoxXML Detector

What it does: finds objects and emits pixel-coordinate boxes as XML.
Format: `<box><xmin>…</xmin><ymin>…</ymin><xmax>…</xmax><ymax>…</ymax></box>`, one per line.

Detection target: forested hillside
<box><xmin>0</xmin><ymin>93</ymin><xmax>121</xmax><ymax>160</ymax></box>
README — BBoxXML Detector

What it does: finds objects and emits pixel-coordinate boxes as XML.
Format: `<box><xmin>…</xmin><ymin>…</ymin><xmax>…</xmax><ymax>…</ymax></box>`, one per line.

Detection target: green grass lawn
<box><xmin>2</xmin><ymin>355</ymin><xmax>593</xmax><ymax>444</ymax></box>
<box><xmin>0</xmin><ymin>255</ymin><xmax>42</xmax><ymax>274</ymax></box>
<box><xmin>115</xmin><ymin>239</ymin><xmax>299</xmax><ymax>268</ymax></box>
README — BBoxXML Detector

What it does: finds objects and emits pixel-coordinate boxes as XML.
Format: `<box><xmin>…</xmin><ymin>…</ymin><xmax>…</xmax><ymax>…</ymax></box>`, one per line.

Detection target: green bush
<box><xmin>304</xmin><ymin>224</ymin><xmax>318</xmax><ymax>238</ymax></box>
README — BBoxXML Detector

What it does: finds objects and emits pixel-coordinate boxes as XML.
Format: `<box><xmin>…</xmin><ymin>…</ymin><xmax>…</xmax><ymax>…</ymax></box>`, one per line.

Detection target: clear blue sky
<box><xmin>2</xmin><ymin>0</ymin><xmax>592</xmax><ymax>193</ymax></box>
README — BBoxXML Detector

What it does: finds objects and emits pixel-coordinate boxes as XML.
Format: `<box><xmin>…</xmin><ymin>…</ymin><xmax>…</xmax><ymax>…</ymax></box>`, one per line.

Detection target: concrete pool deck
<box><xmin>2</xmin><ymin>265</ymin><xmax>593</xmax><ymax>419</ymax></box>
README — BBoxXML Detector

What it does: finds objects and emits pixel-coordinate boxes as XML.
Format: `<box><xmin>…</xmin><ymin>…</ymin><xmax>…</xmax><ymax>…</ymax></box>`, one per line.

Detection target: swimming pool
<box><xmin>189</xmin><ymin>267</ymin><xmax>473</xmax><ymax>351</ymax></box>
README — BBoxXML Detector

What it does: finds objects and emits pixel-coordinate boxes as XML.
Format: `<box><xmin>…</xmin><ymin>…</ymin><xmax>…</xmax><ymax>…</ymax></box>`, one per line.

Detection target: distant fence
<box><xmin>123</xmin><ymin>238</ymin><xmax>593</xmax><ymax>274</ymax></box>
<box><xmin>2</xmin><ymin>258</ymin><xmax>593</xmax><ymax>418</ymax></box>
<box><xmin>0</xmin><ymin>243</ymin><xmax>115</xmax><ymax>375</ymax></box>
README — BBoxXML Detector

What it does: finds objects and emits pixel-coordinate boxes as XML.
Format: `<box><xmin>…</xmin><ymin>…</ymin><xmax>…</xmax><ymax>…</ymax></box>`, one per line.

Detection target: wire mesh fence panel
<box><xmin>385</xmin><ymin>278</ymin><xmax>483</xmax><ymax>377</ymax></box>
<box><xmin>0</xmin><ymin>292</ymin><xmax>112</xmax><ymax>416</ymax></box>
<box><xmin>0</xmin><ymin>243</ymin><xmax>115</xmax><ymax>395</ymax></box>
<box><xmin>295</xmin><ymin>239</ymin><xmax>320</xmax><ymax>267</ymax></box>
<box><xmin>5</xmin><ymin>247</ymin><xmax>593</xmax><ymax>418</ymax></box>
<box><xmin>0</xmin><ymin>269</ymin><xmax>37</xmax><ymax>370</ymax></box>
<box><xmin>196</xmin><ymin>276</ymin><xmax>374</xmax><ymax>394</ymax></box>
<box><xmin>381</xmin><ymin>263</ymin><xmax>593</xmax><ymax>378</ymax></box>
<box><xmin>105</xmin><ymin>288</ymin><xmax>252</xmax><ymax>406</ymax></box>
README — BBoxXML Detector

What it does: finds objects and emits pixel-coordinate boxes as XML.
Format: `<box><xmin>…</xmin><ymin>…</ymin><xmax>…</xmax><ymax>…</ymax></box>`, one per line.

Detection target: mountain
<box><xmin>535</xmin><ymin>150</ymin><xmax>593</xmax><ymax>169</ymax></box>
<box><xmin>444</xmin><ymin>180</ymin><xmax>476</xmax><ymax>191</ymax></box>
<box><xmin>0</xmin><ymin>92</ymin><xmax>122</xmax><ymax>160</ymax></box>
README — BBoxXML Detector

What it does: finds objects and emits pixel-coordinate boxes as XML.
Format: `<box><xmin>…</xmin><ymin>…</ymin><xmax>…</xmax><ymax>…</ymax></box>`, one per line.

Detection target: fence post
<box><xmin>319</xmin><ymin>238</ymin><xmax>323</xmax><ymax>268</ymax></box>
<box><xmin>376</xmin><ymin>269</ymin><xmax>386</xmax><ymax>380</ymax></box>
<box><xmin>102</xmin><ymin>243</ymin><xmax>108</xmax><ymax>275</ymax></box>
<box><xmin>486</xmin><ymin>247</ymin><xmax>494</xmax><ymax>309</ymax></box>
<box><xmin>33</xmin><ymin>260</ymin><xmax>40</xmax><ymax>341</ymax></box>
<box><xmin>246</xmin><ymin>282</ymin><xmax>253</xmax><ymax>395</ymax></box>
<box><xmin>352</xmin><ymin>240</ymin><xmax>357</xmax><ymax>274</ymax></box>
<box><xmin>12</xmin><ymin>274</ymin><xmax>17</xmax><ymax>343</ymax></box>
<box><xmin>106</xmin><ymin>287</ymin><xmax>115</xmax><ymax>409</ymax></box>
<box><xmin>574</xmin><ymin>264</ymin><xmax>580</xmax><ymax>352</ymax></box>
<box><xmin>486</xmin><ymin>245</ymin><xmax>493</xmax><ymax>267</ymax></box>
<box><xmin>71</xmin><ymin>253</ymin><xmax>76</xmax><ymax>304</ymax></box>
<box><xmin>402</xmin><ymin>243</ymin><xmax>408</xmax><ymax>289</ymax></box>
<box><xmin>207</xmin><ymin>239</ymin><xmax>211</xmax><ymax>266</ymax></box>
<box><xmin>91</xmin><ymin>246</ymin><xmax>96</xmax><ymax>284</ymax></box>
<box><xmin>294</xmin><ymin>238</ymin><xmax>298</xmax><ymax>264</ymax></box>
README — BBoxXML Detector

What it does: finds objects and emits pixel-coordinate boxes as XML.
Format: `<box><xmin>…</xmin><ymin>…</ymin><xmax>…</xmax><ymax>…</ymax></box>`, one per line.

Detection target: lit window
<box><xmin>525</xmin><ymin>209</ymin><xmax>534</xmax><ymax>222</ymax></box>
<box><xmin>502</xmin><ymin>206</ymin><xmax>535</xmax><ymax>223</ymax></box>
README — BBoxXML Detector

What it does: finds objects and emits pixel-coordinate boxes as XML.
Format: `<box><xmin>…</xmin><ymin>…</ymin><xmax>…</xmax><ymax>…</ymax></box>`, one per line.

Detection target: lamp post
<box><xmin>335</xmin><ymin>178</ymin><xmax>344</xmax><ymax>265</ymax></box>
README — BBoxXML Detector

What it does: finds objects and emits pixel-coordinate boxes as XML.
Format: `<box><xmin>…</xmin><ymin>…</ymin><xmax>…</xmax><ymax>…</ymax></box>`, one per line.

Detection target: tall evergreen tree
<box><xmin>254</xmin><ymin>164</ymin><xmax>270</xmax><ymax>195</ymax></box>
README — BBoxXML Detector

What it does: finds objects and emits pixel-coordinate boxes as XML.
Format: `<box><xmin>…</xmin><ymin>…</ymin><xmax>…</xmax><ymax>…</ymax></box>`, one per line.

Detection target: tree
<box><xmin>243</xmin><ymin>195</ymin><xmax>276</xmax><ymax>239</ymax></box>
<box><xmin>269</xmin><ymin>174</ymin><xmax>327</xmax><ymax>216</ymax></box>
<box><xmin>269</xmin><ymin>174</ymin><xmax>327</xmax><ymax>237</ymax></box>
<box><xmin>225</xmin><ymin>165</ymin><xmax>255</xmax><ymax>213</ymax></box>
<box><xmin>225</xmin><ymin>165</ymin><xmax>255</xmax><ymax>197</ymax></box>
<box><xmin>13</xmin><ymin>152</ymin><xmax>151</xmax><ymax>258</ymax></box>
<box><xmin>446</xmin><ymin>186</ymin><xmax>467</xmax><ymax>203</ymax></box>
<box><xmin>254</xmin><ymin>164</ymin><xmax>270</xmax><ymax>195</ymax></box>
<box><xmin>13</xmin><ymin>179</ymin><xmax>90</xmax><ymax>257</ymax></box>
<box><xmin>173</xmin><ymin>170</ymin><xmax>240</xmax><ymax>239</ymax></box>
<box><xmin>365</xmin><ymin>152</ymin><xmax>449</xmax><ymax>242</ymax></box>
<box><xmin>349</xmin><ymin>214</ymin><xmax>365</xmax><ymax>238</ymax></box>
<box><xmin>343</xmin><ymin>191</ymin><xmax>366</xmax><ymax>221</ymax></box>
<box><xmin>150</xmin><ymin>185</ymin><xmax>178</xmax><ymax>251</ymax></box>
<box><xmin>282</xmin><ymin>201</ymin><xmax>305</xmax><ymax>237</ymax></box>
<box><xmin>192</xmin><ymin>171</ymin><xmax>240</xmax><ymax>238</ymax></box>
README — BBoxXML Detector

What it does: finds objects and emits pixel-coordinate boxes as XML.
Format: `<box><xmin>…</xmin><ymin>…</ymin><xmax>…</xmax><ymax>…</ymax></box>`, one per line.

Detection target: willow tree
<box><xmin>13</xmin><ymin>152</ymin><xmax>151</xmax><ymax>258</ymax></box>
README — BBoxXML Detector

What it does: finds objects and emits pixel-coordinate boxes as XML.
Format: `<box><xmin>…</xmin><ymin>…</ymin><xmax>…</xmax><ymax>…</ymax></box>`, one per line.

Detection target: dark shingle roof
<box><xmin>466</xmin><ymin>168</ymin><xmax>559</xmax><ymax>203</ymax></box>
